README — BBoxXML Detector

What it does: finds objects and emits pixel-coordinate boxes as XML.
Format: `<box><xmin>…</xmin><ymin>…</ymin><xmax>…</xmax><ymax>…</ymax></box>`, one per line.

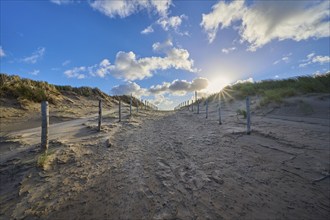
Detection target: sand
<box><xmin>0</xmin><ymin>94</ymin><xmax>329</xmax><ymax>219</ymax></box>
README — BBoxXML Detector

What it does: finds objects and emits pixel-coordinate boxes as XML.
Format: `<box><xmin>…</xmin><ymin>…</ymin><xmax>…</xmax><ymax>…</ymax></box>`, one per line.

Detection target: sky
<box><xmin>1</xmin><ymin>0</ymin><xmax>329</xmax><ymax>110</ymax></box>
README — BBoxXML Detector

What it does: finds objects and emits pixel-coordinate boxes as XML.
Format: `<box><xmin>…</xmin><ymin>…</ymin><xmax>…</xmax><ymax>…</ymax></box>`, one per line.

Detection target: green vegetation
<box><xmin>236</xmin><ymin>109</ymin><xmax>247</xmax><ymax>118</ymax></box>
<box><xmin>0</xmin><ymin>74</ymin><xmax>60</xmax><ymax>104</ymax></box>
<box><xmin>0</xmin><ymin>73</ymin><xmax>125</xmax><ymax>106</ymax></box>
<box><xmin>223</xmin><ymin>73</ymin><xmax>330</xmax><ymax>106</ymax></box>
<box><xmin>37</xmin><ymin>152</ymin><xmax>50</xmax><ymax>168</ymax></box>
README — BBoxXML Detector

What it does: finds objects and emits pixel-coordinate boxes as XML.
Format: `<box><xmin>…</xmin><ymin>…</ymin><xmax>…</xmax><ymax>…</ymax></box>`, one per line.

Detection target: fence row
<box><xmin>40</xmin><ymin>95</ymin><xmax>156</xmax><ymax>153</ymax></box>
<box><xmin>175</xmin><ymin>96</ymin><xmax>252</xmax><ymax>135</ymax></box>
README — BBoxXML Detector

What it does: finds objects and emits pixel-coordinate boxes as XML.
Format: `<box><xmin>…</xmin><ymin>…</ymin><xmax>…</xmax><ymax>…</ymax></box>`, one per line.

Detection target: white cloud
<box><xmin>307</xmin><ymin>53</ymin><xmax>315</xmax><ymax>60</ymax></box>
<box><xmin>312</xmin><ymin>56</ymin><xmax>330</xmax><ymax>64</ymax></box>
<box><xmin>201</xmin><ymin>1</ymin><xmax>245</xmax><ymax>43</ymax></box>
<box><xmin>299</xmin><ymin>53</ymin><xmax>330</xmax><ymax>67</ymax></box>
<box><xmin>28</xmin><ymin>69</ymin><xmax>40</xmax><ymax>76</ymax></box>
<box><xmin>152</xmin><ymin>39</ymin><xmax>173</xmax><ymax>52</ymax></box>
<box><xmin>141</xmin><ymin>26</ymin><xmax>154</xmax><ymax>34</ymax></box>
<box><xmin>149</xmin><ymin>77</ymin><xmax>209</xmax><ymax>95</ymax></box>
<box><xmin>151</xmin><ymin>94</ymin><xmax>173</xmax><ymax>106</ymax></box>
<box><xmin>273</xmin><ymin>53</ymin><xmax>292</xmax><ymax>65</ymax></box>
<box><xmin>201</xmin><ymin>1</ymin><xmax>330</xmax><ymax>51</ymax></box>
<box><xmin>110</xmin><ymin>81</ymin><xmax>149</xmax><ymax>98</ymax></box>
<box><xmin>65</xmin><ymin>40</ymin><xmax>196</xmax><ymax>81</ymax></box>
<box><xmin>0</xmin><ymin>46</ymin><xmax>5</xmax><ymax>57</ymax></box>
<box><xmin>141</xmin><ymin>14</ymin><xmax>188</xmax><ymax>35</ymax></box>
<box><xmin>233</xmin><ymin>77</ymin><xmax>254</xmax><ymax>85</ymax></box>
<box><xmin>64</xmin><ymin>66</ymin><xmax>86</xmax><ymax>79</ymax></box>
<box><xmin>221</xmin><ymin>47</ymin><xmax>236</xmax><ymax>54</ymax></box>
<box><xmin>50</xmin><ymin>0</ymin><xmax>73</xmax><ymax>5</ymax></box>
<box><xmin>89</xmin><ymin>0</ymin><xmax>171</xmax><ymax>18</ymax></box>
<box><xmin>62</xmin><ymin>60</ymin><xmax>71</xmax><ymax>66</ymax></box>
<box><xmin>21</xmin><ymin>47</ymin><xmax>45</xmax><ymax>64</ymax></box>
<box><xmin>156</xmin><ymin>15</ymin><xmax>186</xmax><ymax>31</ymax></box>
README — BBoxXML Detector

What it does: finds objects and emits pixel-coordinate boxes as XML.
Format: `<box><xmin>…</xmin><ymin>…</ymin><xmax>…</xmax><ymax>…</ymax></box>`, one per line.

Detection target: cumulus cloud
<box><xmin>201</xmin><ymin>1</ymin><xmax>330</xmax><ymax>51</ymax></box>
<box><xmin>64</xmin><ymin>66</ymin><xmax>86</xmax><ymax>79</ymax></box>
<box><xmin>299</xmin><ymin>53</ymin><xmax>330</xmax><ymax>67</ymax></box>
<box><xmin>151</xmin><ymin>94</ymin><xmax>173</xmax><ymax>106</ymax></box>
<box><xmin>141</xmin><ymin>14</ymin><xmax>188</xmax><ymax>35</ymax></box>
<box><xmin>222</xmin><ymin>47</ymin><xmax>236</xmax><ymax>54</ymax></box>
<box><xmin>149</xmin><ymin>77</ymin><xmax>209</xmax><ymax>95</ymax></box>
<box><xmin>110</xmin><ymin>81</ymin><xmax>149</xmax><ymax>98</ymax></box>
<box><xmin>156</xmin><ymin>15</ymin><xmax>186</xmax><ymax>31</ymax></box>
<box><xmin>0</xmin><ymin>46</ymin><xmax>5</xmax><ymax>57</ymax></box>
<box><xmin>64</xmin><ymin>40</ymin><xmax>196</xmax><ymax>81</ymax></box>
<box><xmin>21</xmin><ymin>47</ymin><xmax>45</xmax><ymax>64</ymax></box>
<box><xmin>201</xmin><ymin>1</ymin><xmax>245</xmax><ymax>43</ymax></box>
<box><xmin>89</xmin><ymin>0</ymin><xmax>171</xmax><ymax>18</ymax></box>
<box><xmin>233</xmin><ymin>77</ymin><xmax>254</xmax><ymax>84</ymax></box>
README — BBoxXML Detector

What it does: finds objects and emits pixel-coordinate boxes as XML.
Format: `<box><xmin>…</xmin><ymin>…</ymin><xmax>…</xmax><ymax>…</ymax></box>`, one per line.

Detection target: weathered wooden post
<box><xmin>197</xmin><ymin>100</ymin><xmax>200</xmax><ymax>114</ymax></box>
<box><xmin>41</xmin><ymin>101</ymin><xmax>49</xmax><ymax>153</ymax></box>
<box><xmin>192</xmin><ymin>100</ymin><xmax>194</xmax><ymax>112</ymax></box>
<box><xmin>98</xmin><ymin>100</ymin><xmax>102</xmax><ymax>131</ymax></box>
<box><xmin>187</xmin><ymin>100</ymin><xmax>190</xmax><ymax>111</ymax></box>
<box><xmin>130</xmin><ymin>93</ymin><xmax>132</xmax><ymax>116</ymax></box>
<box><xmin>246</xmin><ymin>96</ymin><xmax>251</xmax><ymax>135</ymax></box>
<box><xmin>145</xmin><ymin>100</ymin><xmax>147</xmax><ymax>110</ymax></box>
<box><xmin>119</xmin><ymin>100</ymin><xmax>122</xmax><ymax>122</ymax></box>
<box><xmin>137</xmin><ymin>101</ymin><xmax>139</xmax><ymax>113</ymax></box>
<box><xmin>218</xmin><ymin>95</ymin><xmax>222</xmax><ymax>125</ymax></box>
<box><xmin>206</xmin><ymin>100</ymin><xmax>208</xmax><ymax>119</ymax></box>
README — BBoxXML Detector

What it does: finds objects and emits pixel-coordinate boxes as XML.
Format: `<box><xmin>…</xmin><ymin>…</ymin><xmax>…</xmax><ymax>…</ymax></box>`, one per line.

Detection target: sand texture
<box><xmin>0</xmin><ymin>94</ymin><xmax>329</xmax><ymax>219</ymax></box>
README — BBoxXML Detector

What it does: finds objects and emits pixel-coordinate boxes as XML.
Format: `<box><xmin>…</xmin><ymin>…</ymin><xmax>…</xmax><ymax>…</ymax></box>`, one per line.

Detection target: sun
<box><xmin>206</xmin><ymin>76</ymin><xmax>230</xmax><ymax>93</ymax></box>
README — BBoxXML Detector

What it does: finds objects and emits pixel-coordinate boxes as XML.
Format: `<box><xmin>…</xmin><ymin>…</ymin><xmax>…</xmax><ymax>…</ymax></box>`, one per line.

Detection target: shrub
<box><xmin>236</xmin><ymin>109</ymin><xmax>247</xmax><ymax>118</ymax></box>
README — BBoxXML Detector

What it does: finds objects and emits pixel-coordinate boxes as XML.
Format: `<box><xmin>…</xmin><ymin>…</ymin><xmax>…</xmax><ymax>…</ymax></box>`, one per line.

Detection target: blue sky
<box><xmin>1</xmin><ymin>0</ymin><xmax>329</xmax><ymax>109</ymax></box>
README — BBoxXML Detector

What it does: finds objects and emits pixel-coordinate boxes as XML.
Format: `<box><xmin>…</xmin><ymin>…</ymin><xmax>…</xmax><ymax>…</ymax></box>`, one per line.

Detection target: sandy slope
<box><xmin>0</xmin><ymin>94</ymin><xmax>329</xmax><ymax>219</ymax></box>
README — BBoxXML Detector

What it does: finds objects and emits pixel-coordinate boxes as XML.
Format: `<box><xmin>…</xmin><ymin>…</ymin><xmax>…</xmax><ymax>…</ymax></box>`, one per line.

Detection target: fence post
<box><xmin>197</xmin><ymin>100</ymin><xmax>200</xmax><ymax>114</ymax></box>
<box><xmin>192</xmin><ymin>100</ymin><xmax>194</xmax><ymax>112</ymax></box>
<box><xmin>98</xmin><ymin>100</ymin><xmax>102</xmax><ymax>131</ymax></box>
<box><xmin>145</xmin><ymin>100</ymin><xmax>147</xmax><ymax>110</ymax></box>
<box><xmin>187</xmin><ymin>100</ymin><xmax>189</xmax><ymax>111</ymax></box>
<box><xmin>41</xmin><ymin>101</ymin><xmax>49</xmax><ymax>153</ymax></box>
<box><xmin>130</xmin><ymin>93</ymin><xmax>132</xmax><ymax>116</ymax></box>
<box><xmin>218</xmin><ymin>95</ymin><xmax>222</xmax><ymax>125</ymax></box>
<box><xmin>206</xmin><ymin>100</ymin><xmax>208</xmax><ymax>119</ymax></box>
<box><xmin>137</xmin><ymin>101</ymin><xmax>139</xmax><ymax>113</ymax></box>
<box><xmin>119</xmin><ymin>100</ymin><xmax>122</xmax><ymax>122</ymax></box>
<box><xmin>246</xmin><ymin>96</ymin><xmax>251</xmax><ymax>135</ymax></box>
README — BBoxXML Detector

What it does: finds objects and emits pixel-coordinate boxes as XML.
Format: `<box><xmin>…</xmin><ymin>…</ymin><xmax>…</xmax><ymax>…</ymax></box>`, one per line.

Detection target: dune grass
<box><xmin>0</xmin><ymin>73</ymin><xmax>144</xmax><ymax>106</ymax></box>
<box><xmin>223</xmin><ymin>73</ymin><xmax>330</xmax><ymax>106</ymax></box>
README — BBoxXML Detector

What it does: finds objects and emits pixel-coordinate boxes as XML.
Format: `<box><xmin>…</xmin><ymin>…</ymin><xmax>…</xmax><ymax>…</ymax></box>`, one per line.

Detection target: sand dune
<box><xmin>0</xmin><ymin>94</ymin><xmax>329</xmax><ymax>219</ymax></box>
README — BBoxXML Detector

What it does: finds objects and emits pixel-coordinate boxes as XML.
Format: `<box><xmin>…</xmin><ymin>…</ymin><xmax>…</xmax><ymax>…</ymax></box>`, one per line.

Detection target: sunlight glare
<box><xmin>206</xmin><ymin>76</ymin><xmax>230</xmax><ymax>93</ymax></box>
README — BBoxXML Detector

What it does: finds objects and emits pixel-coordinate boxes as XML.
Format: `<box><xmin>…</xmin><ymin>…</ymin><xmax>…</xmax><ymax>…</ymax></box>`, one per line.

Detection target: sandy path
<box><xmin>42</xmin><ymin>109</ymin><xmax>330</xmax><ymax>220</ymax></box>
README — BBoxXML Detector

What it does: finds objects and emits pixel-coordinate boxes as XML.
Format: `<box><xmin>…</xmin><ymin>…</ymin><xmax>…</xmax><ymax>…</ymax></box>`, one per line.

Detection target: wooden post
<box><xmin>187</xmin><ymin>100</ymin><xmax>189</xmax><ymax>111</ymax></box>
<box><xmin>197</xmin><ymin>100</ymin><xmax>200</xmax><ymax>114</ymax></box>
<box><xmin>41</xmin><ymin>101</ymin><xmax>49</xmax><ymax>153</ymax></box>
<box><xmin>98</xmin><ymin>100</ymin><xmax>102</xmax><ymax>131</ymax></box>
<box><xmin>192</xmin><ymin>100</ymin><xmax>194</xmax><ymax>112</ymax></box>
<box><xmin>130</xmin><ymin>93</ymin><xmax>132</xmax><ymax>116</ymax></box>
<box><xmin>206</xmin><ymin>100</ymin><xmax>208</xmax><ymax>119</ymax></box>
<box><xmin>145</xmin><ymin>100</ymin><xmax>147</xmax><ymax>110</ymax></box>
<box><xmin>218</xmin><ymin>95</ymin><xmax>222</xmax><ymax>125</ymax></box>
<box><xmin>119</xmin><ymin>100</ymin><xmax>122</xmax><ymax>122</ymax></box>
<box><xmin>137</xmin><ymin>101</ymin><xmax>139</xmax><ymax>113</ymax></box>
<box><xmin>246</xmin><ymin>96</ymin><xmax>251</xmax><ymax>135</ymax></box>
